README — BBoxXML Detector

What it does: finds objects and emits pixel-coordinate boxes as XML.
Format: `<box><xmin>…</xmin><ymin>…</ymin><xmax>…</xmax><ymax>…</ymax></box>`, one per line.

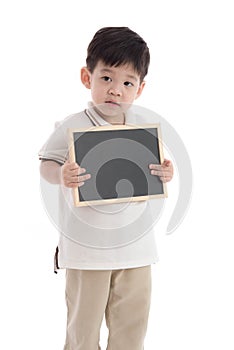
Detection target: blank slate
<box><xmin>68</xmin><ymin>124</ymin><xmax>167</xmax><ymax>206</ymax></box>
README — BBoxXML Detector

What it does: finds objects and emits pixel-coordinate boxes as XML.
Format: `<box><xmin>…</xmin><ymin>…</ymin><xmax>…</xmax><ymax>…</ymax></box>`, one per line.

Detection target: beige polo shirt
<box><xmin>39</xmin><ymin>103</ymin><xmax>161</xmax><ymax>270</ymax></box>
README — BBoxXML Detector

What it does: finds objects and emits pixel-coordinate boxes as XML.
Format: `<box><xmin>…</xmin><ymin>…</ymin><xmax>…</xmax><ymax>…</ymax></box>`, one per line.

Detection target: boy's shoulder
<box><xmin>55</xmin><ymin>109</ymin><xmax>89</xmax><ymax>129</ymax></box>
<box><xmin>127</xmin><ymin>106</ymin><xmax>162</xmax><ymax>125</ymax></box>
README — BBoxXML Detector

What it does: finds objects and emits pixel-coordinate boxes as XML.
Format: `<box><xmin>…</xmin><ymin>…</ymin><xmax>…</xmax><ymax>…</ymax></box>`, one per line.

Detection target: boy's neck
<box><xmin>108</xmin><ymin>114</ymin><xmax>126</xmax><ymax>125</ymax></box>
<box><xmin>93</xmin><ymin>105</ymin><xmax>126</xmax><ymax>125</ymax></box>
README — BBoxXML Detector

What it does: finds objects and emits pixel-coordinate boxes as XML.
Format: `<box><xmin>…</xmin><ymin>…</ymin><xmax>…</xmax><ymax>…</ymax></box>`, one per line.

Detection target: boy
<box><xmin>39</xmin><ymin>27</ymin><xmax>173</xmax><ymax>350</ymax></box>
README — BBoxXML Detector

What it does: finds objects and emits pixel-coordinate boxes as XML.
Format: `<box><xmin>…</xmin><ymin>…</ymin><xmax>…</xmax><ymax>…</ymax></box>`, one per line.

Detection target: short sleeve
<box><xmin>38</xmin><ymin>121</ymin><xmax>69</xmax><ymax>165</ymax></box>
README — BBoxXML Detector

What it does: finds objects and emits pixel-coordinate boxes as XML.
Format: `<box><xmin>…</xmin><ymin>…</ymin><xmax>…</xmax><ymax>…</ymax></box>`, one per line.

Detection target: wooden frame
<box><xmin>68</xmin><ymin>123</ymin><xmax>167</xmax><ymax>207</ymax></box>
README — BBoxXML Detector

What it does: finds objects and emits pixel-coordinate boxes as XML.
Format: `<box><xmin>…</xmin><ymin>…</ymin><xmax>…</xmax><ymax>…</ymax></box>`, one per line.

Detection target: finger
<box><xmin>65</xmin><ymin>181</ymin><xmax>84</xmax><ymax>188</ymax></box>
<box><xmin>149</xmin><ymin>164</ymin><xmax>168</xmax><ymax>172</ymax></box>
<box><xmin>150</xmin><ymin>169</ymin><xmax>171</xmax><ymax>176</ymax></box>
<box><xmin>64</xmin><ymin>172</ymin><xmax>91</xmax><ymax>185</ymax></box>
<box><xmin>78</xmin><ymin>173</ymin><xmax>91</xmax><ymax>183</ymax></box>
<box><xmin>163</xmin><ymin>159</ymin><xmax>171</xmax><ymax>167</ymax></box>
<box><xmin>62</xmin><ymin>161</ymin><xmax>79</xmax><ymax>175</ymax></box>
<box><xmin>149</xmin><ymin>161</ymin><xmax>172</xmax><ymax>170</ymax></box>
<box><xmin>69</xmin><ymin>167</ymin><xmax>86</xmax><ymax>177</ymax></box>
<box><xmin>66</xmin><ymin>173</ymin><xmax>91</xmax><ymax>183</ymax></box>
<box><xmin>68</xmin><ymin>162</ymin><xmax>80</xmax><ymax>170</ymax></box>
<box><xmin>160</xmin><ymin>176</ymin><xmax>173</xmax><ymax>183</ymax></box>
<box><xmin>149</xmin><ymin>164</ymin><xmax>160</xmax><ymax>170</ymax></box>
<box><xmin>78</xmin><ymin>168</ymin><xmax>87</xmax><ymax>175</ymax></box>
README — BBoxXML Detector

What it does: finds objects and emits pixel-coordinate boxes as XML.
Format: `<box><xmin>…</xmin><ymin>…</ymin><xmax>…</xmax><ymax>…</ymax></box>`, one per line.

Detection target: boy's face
<box><xmin>81</xmin><ymin>61</ymin><xmax>145</xmax><ymax>121</ymax></box>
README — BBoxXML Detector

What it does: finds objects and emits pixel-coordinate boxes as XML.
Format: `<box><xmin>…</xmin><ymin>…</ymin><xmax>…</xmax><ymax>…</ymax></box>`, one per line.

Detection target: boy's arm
<box><xmin>40</xmin><ymin>160</ymin><xmax>91</xmax><ymax>187</ymax></box>
<box><xmin>40</xmin><ymin>160</ymin><xmax>63</xmax><ymax>184</ymax></box>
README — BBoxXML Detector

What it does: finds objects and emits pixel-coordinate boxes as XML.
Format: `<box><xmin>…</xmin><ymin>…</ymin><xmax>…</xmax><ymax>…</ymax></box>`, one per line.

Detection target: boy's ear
<box><xmin>135</xmin><ymin>81</ymin><xmax>146</xmax><ymax>100</ymax></box>
<box><xmin>81</xmin><ymin>67</ymin><xmax>91</xmax><ymax>89</ymax></box>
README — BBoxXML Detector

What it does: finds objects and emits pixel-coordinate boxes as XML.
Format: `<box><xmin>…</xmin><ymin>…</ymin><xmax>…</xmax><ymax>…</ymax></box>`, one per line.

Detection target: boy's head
<box><xmin>86</xmin><ymin>27</ymin><xmax>150</xmax><ymax>83</ymax></box>
<box><xmin>81</xmin><ymin>27</ymin><xmax>150</xmax><ymax>120</ymax></box>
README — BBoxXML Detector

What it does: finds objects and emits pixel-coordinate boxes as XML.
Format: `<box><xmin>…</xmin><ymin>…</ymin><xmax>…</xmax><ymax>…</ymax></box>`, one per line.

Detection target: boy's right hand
<box><xmin>61</xmin><ymin>161</ymin><xmax>91</xmax><ymax>188</ymax></box>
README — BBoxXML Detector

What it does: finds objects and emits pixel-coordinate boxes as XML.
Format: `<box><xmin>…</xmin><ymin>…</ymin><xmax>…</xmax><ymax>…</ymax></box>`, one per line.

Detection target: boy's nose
<box><xmin>108</xmin><ymin>85</ymin><xmax>122</xmax><ymax>97</ymax></box>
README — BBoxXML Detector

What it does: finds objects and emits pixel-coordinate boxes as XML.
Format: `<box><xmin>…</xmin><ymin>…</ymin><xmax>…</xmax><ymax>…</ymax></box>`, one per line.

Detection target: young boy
<box><xmin>39</xmin><ymin>27</ymin><xmax>173</xmax><ymax>350</ymax></box>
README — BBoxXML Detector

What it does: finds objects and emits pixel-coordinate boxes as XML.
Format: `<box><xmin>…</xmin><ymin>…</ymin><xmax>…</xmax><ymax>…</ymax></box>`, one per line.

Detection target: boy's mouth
<box><xmin>105</xmin><ymin>100</ymin><xmax>120</xmax><ymax>106</ymax></box>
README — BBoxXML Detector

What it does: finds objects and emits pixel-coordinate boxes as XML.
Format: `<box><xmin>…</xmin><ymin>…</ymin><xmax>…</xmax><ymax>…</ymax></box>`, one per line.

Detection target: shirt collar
<box><xmin>85</xmin><ymin>102</ymin><xmax>110</xmax><ymax>126</ymax></box>
<box><xmin>85</xmin><ymin>101</ymin><xmax>137</xmax><ymax>126</ymax></box>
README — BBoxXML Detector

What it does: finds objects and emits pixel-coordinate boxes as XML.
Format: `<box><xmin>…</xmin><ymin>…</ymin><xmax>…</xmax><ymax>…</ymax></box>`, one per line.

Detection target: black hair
<box><xmin>86</xmin><ymin>27</ymin><xmax>150</xmax><ymax>82</ymax></box>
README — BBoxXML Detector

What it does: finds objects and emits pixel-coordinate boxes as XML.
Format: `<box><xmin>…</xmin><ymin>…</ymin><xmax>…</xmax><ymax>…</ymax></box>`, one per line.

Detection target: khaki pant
<box><xmin>63</xmin><ymin>266</ymin><xmax>151</xmax><ymax>350</ymax></box>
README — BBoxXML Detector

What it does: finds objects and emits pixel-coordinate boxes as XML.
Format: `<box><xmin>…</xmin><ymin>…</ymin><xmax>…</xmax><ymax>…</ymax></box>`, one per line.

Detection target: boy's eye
<box><xmin>124</xmin><ymin>81</ymin><xmax>134</xmax><ymax>87</ymax></box>
<box><xmin>102</xmin><ymin>76</ymin><xmax>112</xmax><ymax>82</ymax></box>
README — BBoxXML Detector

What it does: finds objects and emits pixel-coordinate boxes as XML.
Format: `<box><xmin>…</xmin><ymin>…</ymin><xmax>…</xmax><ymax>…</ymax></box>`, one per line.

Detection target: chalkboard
<box><xmin>68</xmin><ymin>124</ymin><xmax>167</xmax><ymax>206</ymax></box>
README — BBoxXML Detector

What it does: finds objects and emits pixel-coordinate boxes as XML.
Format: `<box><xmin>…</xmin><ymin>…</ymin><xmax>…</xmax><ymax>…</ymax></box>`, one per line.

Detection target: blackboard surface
<box><xmin>69</xmin><ymin>124</ymin><xmax>167</xmax><ymax>206</ymax></box>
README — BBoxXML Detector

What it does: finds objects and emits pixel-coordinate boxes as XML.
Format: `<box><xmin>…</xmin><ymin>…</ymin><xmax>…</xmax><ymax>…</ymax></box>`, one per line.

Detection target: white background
<box><xmin>0</xmin><ymin>0</ymin><xmax>234</xmax><ymax>349</ymax></box>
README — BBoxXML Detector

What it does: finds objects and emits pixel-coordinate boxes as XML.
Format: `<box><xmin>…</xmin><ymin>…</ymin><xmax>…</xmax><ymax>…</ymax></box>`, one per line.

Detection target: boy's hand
<box><xmin>61</xmin><ymin>161</ymin><xmax>91</xmax><ymax>188</ymax></box>
<box><xmin>149</xmin><ymin>159</ymin><xmax>174</xmax><ymax>183</ymax></box>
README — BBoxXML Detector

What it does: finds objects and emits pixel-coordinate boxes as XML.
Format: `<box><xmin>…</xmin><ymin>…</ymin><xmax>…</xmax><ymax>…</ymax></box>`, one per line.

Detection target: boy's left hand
<box><xmin>149</xmin><ymin>159</ymin><xmax>174</xmax><ymax>183</ymax></box>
